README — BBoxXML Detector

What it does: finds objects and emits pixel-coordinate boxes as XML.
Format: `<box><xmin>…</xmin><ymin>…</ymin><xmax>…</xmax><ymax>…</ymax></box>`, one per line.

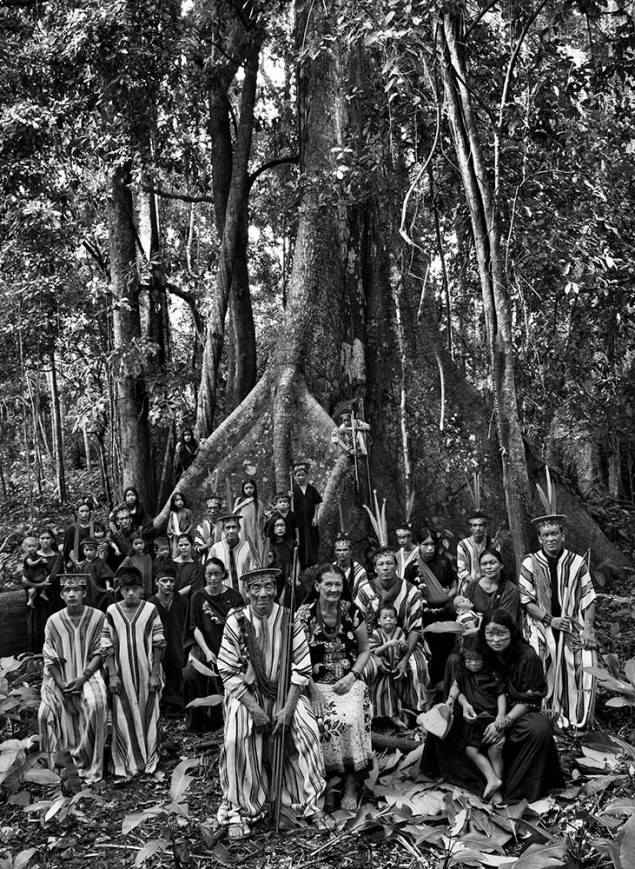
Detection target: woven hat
<box><xmin>59</xmin><ymin>574</ymin><xmax>88</xmax><ymax>590</ymax></box>
<box><xmin>217</xmin><ymin>514</ymin><xmax>243</xmax><ymax>525</ymax></box>
<box><xmin>241</xmin><ymin>567</ymin><xmax>283</xmax><ymax>588</ymax></box>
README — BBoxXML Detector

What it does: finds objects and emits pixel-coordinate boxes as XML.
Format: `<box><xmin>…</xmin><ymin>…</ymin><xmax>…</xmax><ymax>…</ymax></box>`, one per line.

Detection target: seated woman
<box><xmin>421</xmin><ymin>609</ymin><xmax>565</xmax><ymax>804</ymax></box>
<box><xmin>297</xmin><ymin>564</ymin><xmax>373</xmax><ymax>811</ymax></box>
<box><xmin>182</xmin><ymin>558</ymin><xmax>243</xmax><ymax>731</ymax></box>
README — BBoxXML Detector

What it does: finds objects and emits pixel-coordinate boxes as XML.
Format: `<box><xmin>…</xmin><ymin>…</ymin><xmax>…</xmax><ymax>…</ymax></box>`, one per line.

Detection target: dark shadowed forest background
<box><xmin>1</xmin><ymin>0</ymin><xmax>634</xmax><ymax>571</ymax></box>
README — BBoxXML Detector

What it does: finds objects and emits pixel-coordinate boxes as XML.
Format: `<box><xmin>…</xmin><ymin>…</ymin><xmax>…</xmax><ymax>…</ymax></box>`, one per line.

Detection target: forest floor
<box><xmin>2</xmin><ymin>581</ymin><xmax>635</xmax><ymax>869</ymax></box>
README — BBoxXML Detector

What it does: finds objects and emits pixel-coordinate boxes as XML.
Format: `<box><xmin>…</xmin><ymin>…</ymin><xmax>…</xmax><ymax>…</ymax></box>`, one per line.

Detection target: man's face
<box><xmin>334</xmin><ymin>542</ymin><xmax>352</xmax><ymax>564</ymax></box>
<box><xmin>157</xmin><ymin>576</ymin><xmax>176</xmax><ymax>596</ymax></box>
<box><xmin>62</xmin><ymin>586</ymin><xmax>86</xmax><ymax>610</ymax></box>
<box><xmin>396</xmin><ymin>530</ymin><xmax>412</xmax><ymax>548</ymax></box>
<box><xmin>117</xmin><ymin>511</ymin><xmax>132</xmax><ymax>530</ymax></box>
<box><xmin>78</xmin><ymin>505</ymin><xmax>92</xmax><ymax>523</ymax></box>
<box><xmin>121</xmin><ymin>584</ymin><xmax>143</xmax><ymax>606</ymax></box>
<box><xmin>375</xmin><ymin>554</ymin><xmax>397</xmax><ymax>583</ymax></box>
<box><xmin>247</xmin><ymin>579</ymin><xmax>276</xmax><ymax>617</ymax></box>
<box><xmin>539</xmin><ymin>524</ymin><xmax>564</xmax><ymax>557</ymax></box>
<box><xmin>223</xmin><ymin>520</ymin><xmax>240</xmax><ymax>545</ymax></box>
<box><xmin>207</xmin><ymin>499</ymin><xmax>221</xmax><ymax>518</ymax></box>
<box><xmin>469</xmin><ymin>519</ymin><xmax>487</xmax><ymax>542</ymax></box>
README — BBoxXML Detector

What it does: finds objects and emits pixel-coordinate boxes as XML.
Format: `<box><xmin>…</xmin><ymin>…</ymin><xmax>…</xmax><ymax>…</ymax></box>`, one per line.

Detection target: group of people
<box><xmin>21</xmin><ymin>467</ymin><xmax>599</xmax><ymax>835</ymax></box>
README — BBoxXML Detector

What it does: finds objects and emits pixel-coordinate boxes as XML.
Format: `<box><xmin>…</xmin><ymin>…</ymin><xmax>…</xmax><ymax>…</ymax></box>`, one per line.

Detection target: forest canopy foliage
<box><xmin>1</xmin><ymin>0</ymin><xmax>634</xmax><ymax>564</ymax></box>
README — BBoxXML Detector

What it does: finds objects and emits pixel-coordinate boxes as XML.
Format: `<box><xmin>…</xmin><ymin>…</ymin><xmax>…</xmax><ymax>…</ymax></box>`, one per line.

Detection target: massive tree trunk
<box><xmin>108</xmin><ymin>163</ymin><xmax>154</xmax><ymax>507</ymax></box>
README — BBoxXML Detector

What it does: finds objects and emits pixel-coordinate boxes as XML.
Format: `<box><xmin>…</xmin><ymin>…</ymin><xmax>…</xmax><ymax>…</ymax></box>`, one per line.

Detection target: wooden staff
<box><xmin>270</xmin><ymin>549</ymin><xmax>298</xmax><ymax>832</ymax></box>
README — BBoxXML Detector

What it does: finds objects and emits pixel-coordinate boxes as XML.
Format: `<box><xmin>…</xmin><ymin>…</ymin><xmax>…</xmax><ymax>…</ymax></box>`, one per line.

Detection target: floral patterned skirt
<box><xmin>316</xmin><ymin>680</ymin><xmax>374</xmax><ymax>778</ymax></box>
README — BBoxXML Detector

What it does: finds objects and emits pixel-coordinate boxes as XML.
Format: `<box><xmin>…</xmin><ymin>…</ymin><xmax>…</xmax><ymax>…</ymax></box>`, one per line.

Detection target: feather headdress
<box><xmin>363</xmin><ymin>489</ymin><xmax>388</xmax><ymax>547</ymax></box>
<box><xmin>532</xmin><ymin>466</ymin><xmax>566</xmax><ymax>526</ymax></box>
<box><xmin>466</xmin><ymin>471</ymin><xmax>488</xmax><ymax>520</ymax></box>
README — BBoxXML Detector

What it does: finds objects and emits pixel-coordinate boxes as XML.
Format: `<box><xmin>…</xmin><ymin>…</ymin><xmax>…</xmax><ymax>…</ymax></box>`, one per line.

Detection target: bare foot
<box><xmin>483</xmin><ymin>777</ymin><xmax>502</xmax><ymax>801</ymax></box>
<box><xmin>491</xmin><ymin>790</ymin><xmax>503</xmax><ymax>805</ymax></box>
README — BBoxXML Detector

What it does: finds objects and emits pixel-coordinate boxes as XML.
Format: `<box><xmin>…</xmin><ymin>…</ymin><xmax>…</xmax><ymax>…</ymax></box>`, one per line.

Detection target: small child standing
<box><xmin>368</xmin><ymin>603</ymin><xmax>408</xmax><ymax>730</ymax></box>
<box><xmin>120</xmin><ymin>536</ymin><xmax>154</xmax><ymax>599</ymax></box>
<box><xmin>453</xmin><ymin>595</ymin><xmax>481</xmax><ymax>631</ymax></box>
<box><xmin>79</xmin><ymin>537</ymin><xmax>115</xmax><ymax>612</ymax></box>
<box><xmin>167</xmin><ymin>492</ymin><xmax>193</xmax><ymax>559</ymax></box>
<box><xmin>448</xmin><ymin>644</ymin><xmax>507</xmax><ymax>802</ymax></box>
<box><xmin>22</xmin><ymin>536</ymin><xmax>50</xmax><ymax>608</ymax></box>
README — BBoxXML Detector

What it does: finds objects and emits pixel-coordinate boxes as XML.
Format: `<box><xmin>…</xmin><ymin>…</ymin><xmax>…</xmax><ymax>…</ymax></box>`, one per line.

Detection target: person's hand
<box><xmin>149</xmin><ymin>673</ymin><xmax>162</xmax><ymax>693</ymax></box>
<box><xmin>272</xmin><ymin>704</ymin><xmax>294</xmax><ymax>736</ymax></box>
<box><xmin>394</xmin><ymin>655</ymin><xmax>410</xmax><ymax>681</ymax></box>
<box><xmin>494</xmin><ymin>714</ymin><xmax>507</xmax><ymax>733</ymax></box>
<box><xmin>551</xmin><ymin>616</ymin><xmax>570</xmax><ymax>632</ymax></box>
<box><xmin>206</xmin><ymin>652</ymin><xmax>217</xmax><ymax>666</ymax></box>
<box><xmin>109</xmin><ymin>675</ymin><xmax>122</xmax><ymax>695</ymax></box>
<box><xmin>482</xmin><ymin>722</ymin><xmax>500</xmax><ymax>744</ymax></box>
<box><xmin>311</xmin><ymin>517</ymin><xmax>318</xmax><ymax>527</ymax></box>
<box><xmin>582</xmin><ymin>628</ymin><xmax>597</xmax><ymax>650</ymax></box>
<box><xmin>386</xmin><ymin>639</ymin><xmax>401</xmax><ymax>649</ymax></box>
<box><xmin>250</xmin><ymin>704</ymin><xmax>271</xmax><ymax>731</ymax></box>
<box><xmin>461</xmin><ymin>702</ymin><xmax>477</xmax><ymax>722</ymax></box>
<box><xmin>63</xmin><ymin>677</ymin><xmax>85</xmax><ymax>694</ymax></box>
<box><xmin>311</xmin><ymin>685</ymin><xmax>328</xmax><ymax>719</ymax></box>
<box><xmin>333</xmin><ymin>672</ymin><xmax>355</xmax><ymax>695</ymax></box>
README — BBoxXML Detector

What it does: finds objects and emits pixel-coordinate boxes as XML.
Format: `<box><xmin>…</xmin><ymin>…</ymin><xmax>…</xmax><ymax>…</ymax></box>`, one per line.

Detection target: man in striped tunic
<box><xmin>332</xmin><ymin>533</ymin><xmax>367</xmax><ymax>598</ymax></box>
<box><xmin>217</xmin><ymin>568</ymin><xmax>332</xmax><ymax>840</ymax></box>
<box><xmin>519</xmin><ymin>520</ymin><xmax>597</xmax><ymax>730</ymax></box>
<box><xmin>38</xmin><ymin>575</ymin><xmax>108</xmax><ymax>784</ymax></box>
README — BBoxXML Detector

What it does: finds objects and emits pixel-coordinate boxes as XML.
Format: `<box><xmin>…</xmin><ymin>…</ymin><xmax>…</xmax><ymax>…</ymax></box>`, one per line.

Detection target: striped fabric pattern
<box><xmin>39</xmin><ymin>607</ymin><xmax>108</xmax><ymax>784</ymax></box>
<box><xmin>217</xmin><ymin>604</ymin><xmax>325</xmax><ymax>824</ymax></box>
<box><xmin>456</xmin><ymin>535</ymin><xmax>495</xmax><ymax>591</ymax></box>
<box><xmin>519</xmin><ymin>548</ymin><xmax>597</xmax><ymax>728</ymax></box>
<box><xmin>101</xmin><ymin>601</ymin><xmax>165</xmax><ymax>777</ymax></box>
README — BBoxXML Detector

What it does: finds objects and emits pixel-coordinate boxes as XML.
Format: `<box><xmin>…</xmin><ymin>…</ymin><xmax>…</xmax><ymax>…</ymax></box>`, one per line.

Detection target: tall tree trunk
<box><xmin>438</xmin><ymin>13</ymin><xmax>532</xmax><ymax>565</ymax></box>
<box><xmin>108</xmin><ymin>162</ymin><xmax>154</xmax><ymax>509</ymax></box>
<box><xmin>46</xmin><ymin>350</ymin><xmax>66</xmax><ymax>502</ymax></box>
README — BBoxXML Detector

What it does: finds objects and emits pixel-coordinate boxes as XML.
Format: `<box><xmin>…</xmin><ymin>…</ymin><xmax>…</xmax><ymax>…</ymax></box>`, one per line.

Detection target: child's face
<box><xmin>82</xmin><ymin>545</ymin><xmax>97</xmax><ymax>561</ymax></box>
<box><xmin>275</xmin><ymin>498</ymin><xmax>290</xmax><ymax>513</ymax></box>
<box><xmin>120</xmin><ymin>584</ymin><xmax>143</xmax><ymax>605</ymax></box>
<box><xmin>174</xmin><ymin>495</ymin><xmax>185</xmax><ymax>509</ymax></box>
<box><xmin>157</xmin><ymin>577</ymin><xmax>176</xmax><ymax>595</ymax></box>
<box><xmin>273</xmin><ymin>519</ymin><xmax>286</xmax><ymax>537</ymax></box>
<box><xmin>464</xmin><ymin>655</ymin><xmax>484</xmax><ymax>673</ymax></box>
<box><xmin>378</xmin><ymin>609</ymin><xmax>397</xmax><ymax>631</ymax></box>
<box><xmin>454</xmin><ymin>597</ymin><xmax>472</xmax><ymax>612</ymax></box>
<box><xmin>156</xmin><ymin>544</ymin><xmax>170</xmax><ymax>559</ymax></box>
<box><xmin>132</xmin><ymin>539</ymin><xmax>146</xmax><ymax>554</ymax></box>
<box><xmin>178</xmin><ymin>538</ymin><xmax>192</xmax><ymax>557</ymax></box>
<box><xmin>94</xmin><ymin>530</ymin><xmax>106</xmax><ymax>541</ymax></box>
<box><xmin>293</xmin><ymin>467</ymin><xmax>308</xmax><ymax>485</ymax></box>
<box><xmin>244</xmin><ymin>482</ymin><xmax>255</xmax><ymax>497</ymax></box>
<box><xmin>24</xmin><ymin>539</ymin><xmax>38</xmax><ymax>556</ymax></box>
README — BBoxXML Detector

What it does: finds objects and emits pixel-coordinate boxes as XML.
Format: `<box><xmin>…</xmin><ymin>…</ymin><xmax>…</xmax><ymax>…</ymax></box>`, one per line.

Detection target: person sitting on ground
<box><xmin>78</xmin><ymin>537</ymin><xmax>115</xmax><ymax>612</ymax></box>
<box><xmin>368</xmin><ymin>603</ymin><xmax>408</xmax><ymax>730</ymax></box>
<box><xmin>447</xmin><ymin>640</ymin><xmax>507</xmax><ymax>803</ymax></box>
<box><xmin>149</xmin><ymin>565</ymin><xmax>189</xmax><ymax>716</ymax></box>
<box><xmin>355</xmin><ymin>547</ymin><xmax>429</xmax><ymax>721</ymax></box>
<box><xmin>167</xmin><ymin>491</ymin><xmax>193</xmax><ymax>558</ymax></box>
<box><xmin>298</xmin><ymin>564</ymin><xmax>373</xmax><ymax>811</ymax></box>
<box><xmin>120</xmin><ymin>534</ymin><xmax>153</xmax><ymax>599</ymax></box>
<box><xmin>217</xmin><ymin>568</ymin><xmax>333</xmax><ymax>840</ymax></box>
<box><xmin>22</xmin><ymin>536</ymin><xmax>50</xmax><ymax>609</ymax></box>
<box><xmin>39</xmin><ymin>575</ymin><xmax>108</xmax><ymax>785</ymax></box>
<box><xmin>182</xmin><ymin>558</ymin><xmax>243</xmax><ymax>732</ymax></box>
<box><xmin>422</xmin><ymin>609</ymin><xmax>565</xmax><ymax>804</ymax></box>
<box><xmin>194</xmin><ymin>495</ymin><xmax>224</xmax><ymax>565</ymax></box>
<box><xmin>453</xmin><ymin>595</ymin><xmax>481</xmax><ymax>630</ymax></box>
<box><xmin>101</xmin><ymin>567</ymin><xmax>165</xmax><ymax>780</ymax></box>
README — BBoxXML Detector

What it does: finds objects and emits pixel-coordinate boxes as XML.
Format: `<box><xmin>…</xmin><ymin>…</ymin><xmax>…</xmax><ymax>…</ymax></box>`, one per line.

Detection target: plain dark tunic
<box><xmin>422</xmin><ymin>643</ymin><xmax>565</xmax><ymax>803</ymax></box>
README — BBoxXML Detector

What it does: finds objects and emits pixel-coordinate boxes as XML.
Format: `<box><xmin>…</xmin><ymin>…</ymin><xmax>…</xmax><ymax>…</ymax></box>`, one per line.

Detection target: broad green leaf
<box><xmin>23</xmin><ymin>768</ymin><xmax>61</xmax><ymax>785</ymax></box>
<box><xmin>189</xmin><ymin>657</ymin><xmax>216</xmax><ymax>678</ymax></box>
<box><xmin>511</xmin><ymin>842</ymin><xmax>567</xmax><ymax>868</ymax></box>
<box><xmin>619</xmin><ymin>813</ymin><xmax>635</xmax><ymax>868</ymax></box>
<box><xmin>185</xmin><ymin>696</ymin><xmax>223</xmax><ymax>708</ymax></box>
<box><xmin>14</xmin><ymin>849</ymin><xmax>37</xmax><ymax>869</ymax></box>
<box><xmin>170</xmin><ymin>757</ymin><xmax>199</xmax><ymax>803</ymax></box>
<box><xmin>44</xmin><ymin>795</ymin><xmax>66</xmax><ymax>823</ymax></box>
<box><xmin>134</xmin><ymin>838</ymin><xmax>167</xmax><ymax>867</ymax></box>
<box><xmin>122</xmin><ymin>811</ymin><xmax>151</xmax><ymax>834</ymax></box>
<box><xmin>212</xmin><ymin>842</ymin><xmax>234</xmax><ymax>867</ymax></box>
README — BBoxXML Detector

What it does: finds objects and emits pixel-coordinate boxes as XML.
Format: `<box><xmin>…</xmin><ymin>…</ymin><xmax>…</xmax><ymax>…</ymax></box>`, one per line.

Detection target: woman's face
<box><xmin>39</xmin><ymin>533</ymin><xmax>54</xmax><ymax>550</ymax></box>
<box><xmin>418</xmin><ymin>537</ymin><xmax>436</xmax><ymax>562</ymax></box>
<box><xmin>316</xmin><ymin>571</ymin><xmax>343</xmax><ymax>604</ymax></box>
<box><xmin>125</xmin><ymin>490</ymin><xmax>137</xmax><ymax>507</ymax></box>
<box><xmin>205</xmin><ymin>564</ymin><xmax>225</xmax><ymax>595</ymax></box>
<box><xmin>484</xmin><ymin>622</ymin><xmax>511</xmax><ymax>653</ymax></box>
<box><xmin>244</xmin><ymin>482</ymin><xmax>255</xmax><ymax>497</ymax></box>
<box><xmin>78</xmin><ymin>505</ymin><xmax>92</xmax><ymax>523</ymax></box>
<box><xmin>480</xmin><ymin>553</ymin><xmax>502</xmax><ymax>581</ymax></box>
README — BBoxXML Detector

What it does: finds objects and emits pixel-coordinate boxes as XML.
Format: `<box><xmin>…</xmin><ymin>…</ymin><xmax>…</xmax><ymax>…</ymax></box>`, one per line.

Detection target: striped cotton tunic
<box><xmin>39</xmin><ymin>606</ymin><xmax>108</xmax><ymax>784</ymax></box>
<box><xmin>101</xmin><ymin>601</ymin><xmax>165</xmax><ymax>777</ymax></box>
<box><xmin>519</xmin><ymin>548</ymin><xmax>597</xmax><ymax>729</ymax></box>
<box><xmin>217</xmin><ymin>603</ymin><xmax>326</xmax><ymax>825</ymax></box>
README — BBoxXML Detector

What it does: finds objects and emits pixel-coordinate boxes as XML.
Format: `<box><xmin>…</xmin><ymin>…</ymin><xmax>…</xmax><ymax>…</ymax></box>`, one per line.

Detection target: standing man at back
<box><xmin>456</xmin><ymin>511</ymin><xmax>497</xmax><ymax>593</ymax></box>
